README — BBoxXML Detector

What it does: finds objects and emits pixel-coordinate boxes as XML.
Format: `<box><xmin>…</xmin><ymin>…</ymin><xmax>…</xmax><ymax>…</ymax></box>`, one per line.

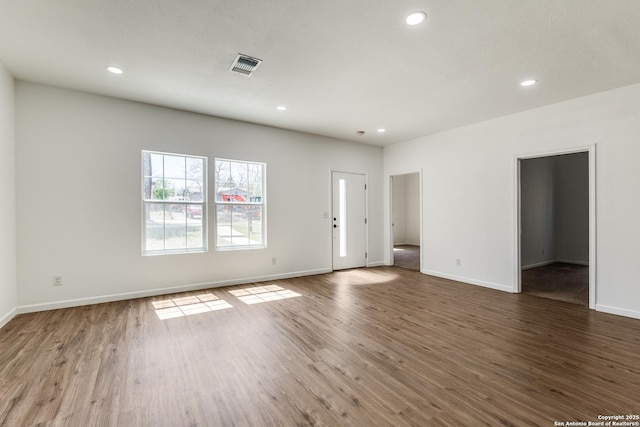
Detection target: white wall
<box><xmin>405</xmin><ymin>173</ymin><xmax>420</xmax><ymax>245</ymax></box>
<box><xmin>0</xmin><ymin>62</ymin><xmax>17</xmax><ymax>328</ymax></box>
<box><xmin>520</xmin><ymin>156</ymin><xmax>557</xmax><ymax>267</ymax></box>
<box><xmin>555</xmin><ymin>153</ymin><xmax>589</xmax><ymax>264</ymax></box>
<box><xmin>384</xmin><ymin>82</ymin><xmax>640</xmax><ymax>319</ymax></box>
<box><xmin>392</xmin><ymin>175</ymin><xmax>407</xmax><ymax>244</ymax></box>
<box><xmin>15</xmin><ymin>82</ymin><xmax>383</xmax><ymax>310</ymax></box>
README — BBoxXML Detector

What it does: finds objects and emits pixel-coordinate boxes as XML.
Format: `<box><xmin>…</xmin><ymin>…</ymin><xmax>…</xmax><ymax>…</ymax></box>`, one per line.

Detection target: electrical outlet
<box><xmin>456</xmin><ymin>258</ymin><xmax>462</xmax><ymax>267</ymax></box>
<box><xmin>272</xmin><ymin>257</ymin><xmax>277</xmax><ymax>265</ymax></box>
<box><xmin>53</xmin><ymin>275</ymin><xmax>63</xmax><ymax>286</ymax></box>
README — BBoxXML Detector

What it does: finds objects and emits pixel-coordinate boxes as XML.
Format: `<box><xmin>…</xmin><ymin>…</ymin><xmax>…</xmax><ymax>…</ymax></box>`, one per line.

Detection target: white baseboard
<box><xmin>521</xmin><ymin>259</ymin><xmax>589</xmax><ymax>270</ymax></box>
<box><xmin>367</xmin><ymin>260</ymin><xmax>385</xmax><ymax>267</ymax></box>
<box><xmin>17</xmin><ymin>268</ymin><xmax>332</xmax><ymax>314</ymax></box>
<box><xmin>596</xmin><ymin>304</ymin><xmax>640</xmax><ymax>320</ymax></box>
<box><xmin>556</xmin><ymin>259</ymin><xmax>589</xmax><ymax>266</ymax></box>
<box><xmin>0</xmin><ymin>307</ymin><xmax>17</xmax><ymax>330</ymax></box>
<box><xmin>421</xmin><ymin>269</ymin><xmax>513</xmax><ymax>293</ymax></box>
<box><xmin>521</xmin><ymin>260</ymin><xmax>556</xmax><ymax>270</ymax></box>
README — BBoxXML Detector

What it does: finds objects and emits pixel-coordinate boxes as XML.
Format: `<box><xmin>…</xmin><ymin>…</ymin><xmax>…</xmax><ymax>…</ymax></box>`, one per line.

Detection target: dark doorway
<box><xmin>520</xmin><ymin>152</ymin><xmax>589</xmax><ymax>306</ymax></box>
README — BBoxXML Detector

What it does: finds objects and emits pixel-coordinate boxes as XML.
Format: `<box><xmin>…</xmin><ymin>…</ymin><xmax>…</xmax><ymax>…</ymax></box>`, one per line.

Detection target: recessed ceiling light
<box><xmin>520</xmin><ymin>79</ymin><xmax>538</xmax><ymax>87</ymax></box>
<box><xmin>106</xmin><ymin>66</ymin><xmax>123</xmax><ymax>74</ymax></box>
<box><xmin>405</xmin><ymin>11</ymin><xmax>426</xmax><ymax>26</ymax></box>
<box><xmin>276</xmin><ymin>105</ymin><xmax>287</xmax><ymax>111</ymax></box>
<box><xmin>377</xmin><ymin>128</ymin><xmax>386</xmax><ymax>133</ymax></box>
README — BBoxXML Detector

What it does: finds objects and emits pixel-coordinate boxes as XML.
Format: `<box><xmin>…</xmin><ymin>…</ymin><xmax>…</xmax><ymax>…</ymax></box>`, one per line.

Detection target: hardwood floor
<box><xmin>1</xmin><ymin>267</ymin><xmax>640</xmax><ymax>426</ymax></box>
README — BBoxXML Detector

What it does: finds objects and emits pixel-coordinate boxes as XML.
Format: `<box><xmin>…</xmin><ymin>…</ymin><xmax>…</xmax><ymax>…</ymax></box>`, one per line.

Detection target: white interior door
<box><xmin>332</xmin><ymin>172</ymin><xmax>366</xmax><ymax>270</ymax></box>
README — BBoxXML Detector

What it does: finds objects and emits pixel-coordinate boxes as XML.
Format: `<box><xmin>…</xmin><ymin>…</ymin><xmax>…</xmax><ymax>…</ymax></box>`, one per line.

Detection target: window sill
<box><xmin>215</xmin><ymin>245</ymin><xmax>266</xmax><ymax>252</ymax></box>
<box><xmin>142</xmin><ymin>248</ymin><xmax>207</xmax><ymax>256</ymax></box>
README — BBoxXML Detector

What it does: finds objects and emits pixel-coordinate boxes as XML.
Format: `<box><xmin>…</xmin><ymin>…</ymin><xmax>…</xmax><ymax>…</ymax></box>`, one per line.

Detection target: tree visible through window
<box><xmin>142</xmin><ymin>151</ymin><xmax>207</xmax><ymax>255</ymax></box>
<box><xmin>214</xmin><ymin>158</ymin><xmax>266</xmax><ymax>249</ymax></box>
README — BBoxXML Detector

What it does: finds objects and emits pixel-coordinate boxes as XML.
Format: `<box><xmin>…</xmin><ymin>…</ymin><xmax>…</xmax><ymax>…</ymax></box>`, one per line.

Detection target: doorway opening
<box><xmin>517</xmin><ymin>149</ymin><xmax>595</xmax><ymax>307</ymax></box>
<box><xmin>391</xmin><ymin>173</ymin><xmax>420</xmax><ymax>271</ymax></box>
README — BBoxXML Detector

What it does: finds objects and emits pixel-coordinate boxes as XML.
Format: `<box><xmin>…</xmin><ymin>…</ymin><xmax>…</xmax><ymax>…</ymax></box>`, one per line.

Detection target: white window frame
<box><xmin>142</xmin><ymin>150</ymin><xmax>208</xmax><ymax>255</ymax></box>
<box><xmin>214</xmin><ymin>158</ymin><xmax>266</xmax><ymax>250</ymax></box>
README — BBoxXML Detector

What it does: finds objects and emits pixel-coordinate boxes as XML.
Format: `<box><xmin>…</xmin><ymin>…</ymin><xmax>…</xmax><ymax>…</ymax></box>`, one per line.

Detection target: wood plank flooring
<box><xmin>1</xmin><ymin>267</ymin><xmax>640</xmax><ymax>426</ymax></box>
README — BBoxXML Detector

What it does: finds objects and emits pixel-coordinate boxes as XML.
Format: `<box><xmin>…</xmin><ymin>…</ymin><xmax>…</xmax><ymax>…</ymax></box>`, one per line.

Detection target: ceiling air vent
<box><xmin>230</xmin><ymin>54</ymin><xmax>262</xmax><ymax>76</ymax></box>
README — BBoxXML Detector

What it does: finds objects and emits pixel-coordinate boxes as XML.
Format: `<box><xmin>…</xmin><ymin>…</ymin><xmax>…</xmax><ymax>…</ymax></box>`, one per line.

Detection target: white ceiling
<box><xmin>1</xmin><ymin>1</ymin><xmax>640</xmax><ymax>146</ymax></box>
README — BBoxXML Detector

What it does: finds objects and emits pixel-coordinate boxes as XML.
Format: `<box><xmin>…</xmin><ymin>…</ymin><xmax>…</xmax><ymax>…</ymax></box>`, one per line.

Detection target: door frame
<box><xmin>388</xmin><ymin>170</ymin><xmax>423</xmax><ymax>272</ymax></box>
<box><xmin>514</xmin><ymin>144</ymin><xmax>596</xmax><ymax>309</ymax></box>
<box><xmin>330</xmin><ymin>169</ymin><xmax>369</xmax><ymax>270</ymax></box>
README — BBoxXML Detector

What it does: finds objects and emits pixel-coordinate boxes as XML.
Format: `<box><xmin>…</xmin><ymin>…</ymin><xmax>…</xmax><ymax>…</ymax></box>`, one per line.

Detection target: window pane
<box><xmin>186</xmin><ymin>204</ymin><xmax>203</xmax><ymax>219</ymax></box>
<box><xmin>151</xmin><ymin>179</ymin><xmax>168</xmax><ymax>200</ymax></box>
<box><xmin>186</xmin><ymin>179</ymin><xmax>203</xmax><ymax>201</ymax></box>
<box><xmin>248</xmin><ymin>185</ymin><xmax>262</xmax><ymax>202</ymax></box>
<box><xmin>148</xmin><ymin>153</ymin><xmax>164</xmax><ymax>178</ymax></box>
<box><xmin>187</xmin><ymin>215</ymin><xmax>203</xmax><ymax>249</ymax></box>
<box><xmin>143</xmin><ymin>176</ymin><xmax>153</xmax><ymax>201</ymax></box>
<box><xmin>231</xmin><ymin>209</ymin><xmax>250</xmax><ymax>246</ymax></box>
<box><xmin>164</xmin><ymin>204</ymin><xmax>187</xmax><ymax>250</ymax></box>
<box><xmin>247</xmin><ymin>163</ymin><xmax>263</xmax><ymax>200</ymax></box>
<box><xmin>145</xmin><ymin>203</ymin><xmax>165</xmax><ymax>251</ymax></box>
<box><xmin>164</xmin><ymin>155</ymin><xmax>186</xmax><ymax>179</ymax></box>
<box><xmin>248</xmin><ymin>206</ymin><xmax>263</xmax><ymax>244</ymax></box>
<box><xmin>215</xmin><ymin>160</ymin><xmax>231</xmax><ymax>197</ymax></box>
<box><xmin>230</xmin><ymin>161</ymin><xmax>248</xmax><ymax>194</ymax></box>
<box><xmin>170</xmin><ymin>203</ymin><xmax>187</xmax><ymax>222</ymax></box>
<box><xmin>165</xmin><ymin>178</ymin><xmax>186</xmax><ymax>200</ymax></box>
<box><xmin>143</xmin><ymin>152</ymin><xmax>153</xmax><ymax>177</ymax></box>
<box><xmin>186</xmin><ymin>157</ymin><xmax>204</xmax><ymax>198</ymax></box>
<box><xmin>247</xmin><ymin>163</ymin><xmax>262</xmax><ymax>184</ymax></box>
<box><xmin>216</xmin><ymin>205</ymin><xmax>233</xmax><ymax>247</ymax></box>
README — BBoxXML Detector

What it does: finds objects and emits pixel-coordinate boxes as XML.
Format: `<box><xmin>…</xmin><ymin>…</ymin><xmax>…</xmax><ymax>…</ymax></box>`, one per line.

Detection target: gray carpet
<box><xmin>522</xmin><ymin>262</ymin><xmax>589</xmax><ymax>306</ymax></box>
<box><xmin>393</xmin><ymin>245</ymin><xmax>420</xmax><ymax>271</ymax></box>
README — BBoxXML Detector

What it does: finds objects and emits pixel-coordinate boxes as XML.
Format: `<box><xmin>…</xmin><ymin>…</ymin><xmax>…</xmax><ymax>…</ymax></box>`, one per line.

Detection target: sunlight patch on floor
<box><xmin>228</xmin><ymin>284</ymin><xmax>301</xmax><ymax>305</ymax></box>
<box><xmin>332</xmin><ymin>269</ymin><xmax>400</xmax><ymax>285</ymax></box>
<box><xmin>153</xmin><ymin>293</ymin><xmax>233</xmax><ymax>319</ymax></box>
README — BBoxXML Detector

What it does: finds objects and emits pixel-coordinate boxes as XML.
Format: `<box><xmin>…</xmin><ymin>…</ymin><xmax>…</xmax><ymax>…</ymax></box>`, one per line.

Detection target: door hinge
<box><xmin>365</xmin><ymin>218</ymin><xmax>367</xmax><ymax>224</ymax></box>
<box><xmin>364</xmin><ymin>184</ymin><xmax>367</xmax><ymax>190</ymax></box>
<box><xmin>365</xmin><ymin>252</ymin><xmax>368</xmax><ymax>258</ymax></box>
